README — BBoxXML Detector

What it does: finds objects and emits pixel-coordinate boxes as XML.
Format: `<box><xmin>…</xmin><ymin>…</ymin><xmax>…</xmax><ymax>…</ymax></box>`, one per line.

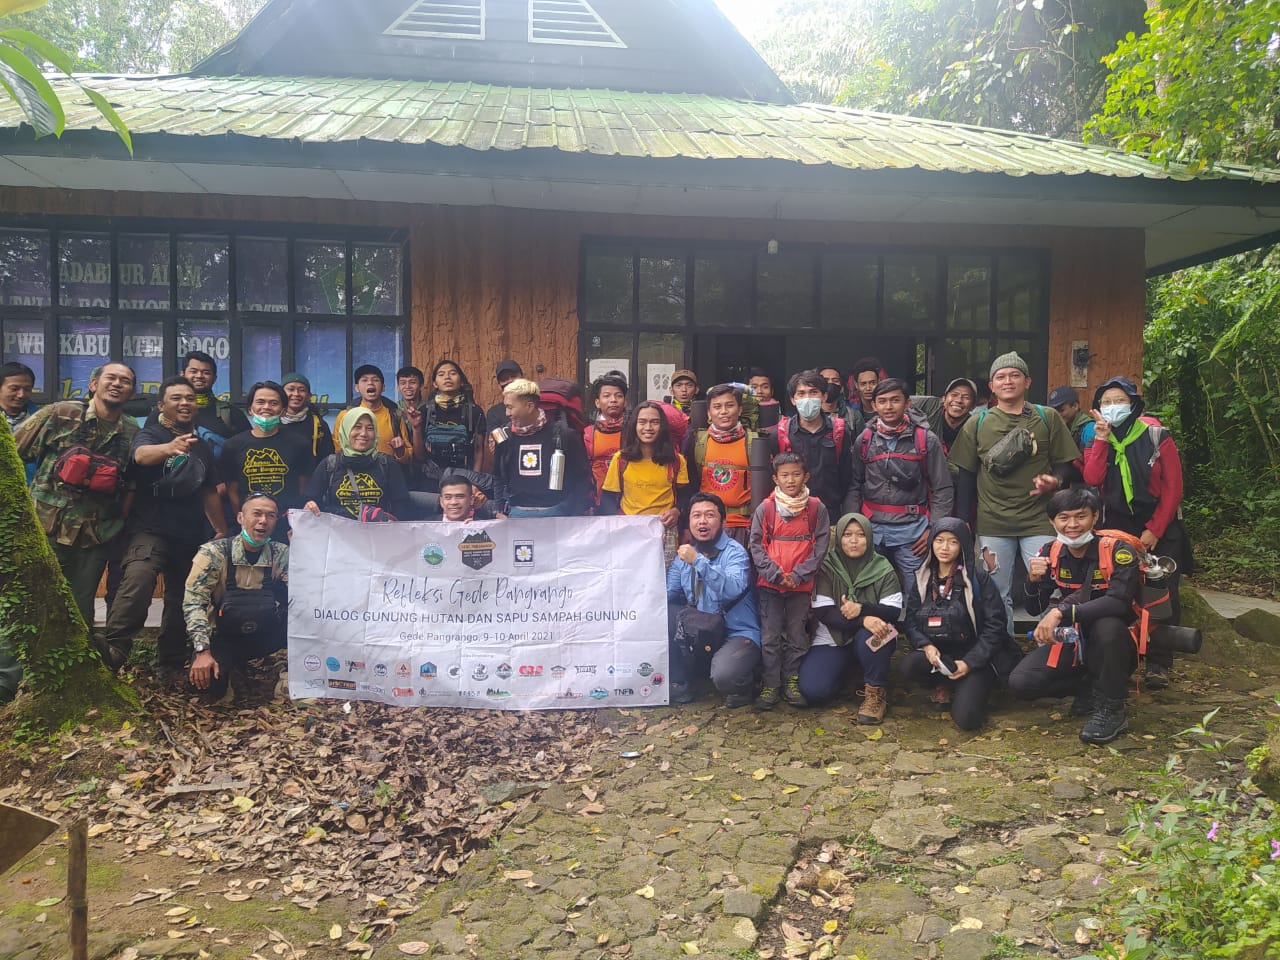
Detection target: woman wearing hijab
<box><xmin>903</xmin><ymin>517</ymin><xmax>1022</xmax><ymax>730</ymax></box>
<box><xmin>304</xmin><ymin>407</ymin><xmax>410</xmax><ymax>520</ymax></box>
<box><xmin>797</xmin><ymin>513</ymin><xmax>903</xmax><ymax>724</ymax></box>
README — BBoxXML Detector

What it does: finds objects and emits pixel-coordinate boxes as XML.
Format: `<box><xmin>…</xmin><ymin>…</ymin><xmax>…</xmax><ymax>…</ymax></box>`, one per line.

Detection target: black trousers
<box><xmin>205</xmin><ymin>630</ymin><xmax>287</xmax><ymax>698</ymax></box>
<box><xmin>757</xmin><ymin>588</ymin><xmax>811</xmax><ymax>687</ymax></box>
<box><xmin>1007</xmin><ymin>615</ymin><xmax>1137</xmax><ymax>702</ymax></box>
<box><xmin>903</xmin><ymin>650</ymin><xmax>998</xmax><ymax>731</ymax></box>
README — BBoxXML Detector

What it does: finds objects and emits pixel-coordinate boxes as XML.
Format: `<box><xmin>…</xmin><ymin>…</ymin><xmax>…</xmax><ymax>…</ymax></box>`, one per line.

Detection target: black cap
<box><xmin>1046</xmin><ymin>386</ymin><xmax>1079</xmax><ymax>409</ymax></box>
<box><xmin>495</xmin><ymin>359</ymin><xmax>522</xmax><ymax>380</ymax></box>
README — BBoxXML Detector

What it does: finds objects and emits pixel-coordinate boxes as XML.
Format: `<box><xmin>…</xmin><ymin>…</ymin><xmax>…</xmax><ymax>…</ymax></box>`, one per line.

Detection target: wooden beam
<box><xmin>68</xmin><ymin>818</ymin><xmax>88</xmax><ymax>960</ymax></box>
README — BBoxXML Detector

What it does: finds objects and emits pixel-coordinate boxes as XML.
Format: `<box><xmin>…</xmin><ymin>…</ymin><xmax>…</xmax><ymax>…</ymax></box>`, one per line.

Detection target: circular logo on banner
<box><xmin>303</xmin><ymin>654</ymin><xmax>321</xmax><ymax>672</ymax></box>
<box><xmin>422</xmin><ymin>543</ymin><xmax>445</xmax><ymax>566</ymax></box>
<box><xmin>325</xmin><ymin>657</ymin><xmax>341</xmax><ymax>672</ymax></box>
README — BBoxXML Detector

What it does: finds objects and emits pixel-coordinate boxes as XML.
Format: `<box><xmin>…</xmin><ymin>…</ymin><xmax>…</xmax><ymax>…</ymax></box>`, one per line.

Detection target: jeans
<box><xmin>876</xmin><ymin>537</ymin><xmax>924</xmax><ymax>582</ymax></box>
<box><xmin>49</xmin><ymin>538</ymin><xmax>111</xmax><ymax>629</ymax></box>
<box><xmin>903</xmin><ymin>649</ymin><xmax>999</xmax><ymax>731</ymax></box>
<box><xmin>102</xmin><ymin>532</ymin><xmax>200</xmax><ymax>668</ymax></box>
<box><xmin>1007</xmin><ymin>615</ymin><xmax>1137</xmax><ymax>702</ymax></box>
<box><xmin>979</xmin><ymin>534</ymin><xmax>1054</xmax><ymax>634</ymax></box>
<box><xmin>757</xmin><ymin>588</ymin><xmax>811</xmax><ymax>687</ymax></box>
<box><xmin>797</xmin><ymin>628</ymin><xmax>894</xmax><ymax>704</ymax></box>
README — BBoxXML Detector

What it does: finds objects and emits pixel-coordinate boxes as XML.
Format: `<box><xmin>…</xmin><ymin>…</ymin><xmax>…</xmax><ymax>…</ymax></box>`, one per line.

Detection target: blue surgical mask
<box><xmin>1099</xmin><ymin>404</ymin><xmax>1131</xmax><ymax>425</ymax></box>
<box><xmin>240</xmin><ymin>529</ymin><xmax>270</xmax><ymax>549</ymax></box>
<box><xmin>1056</xmin><ymin>531</ymin><xmax>1095</xmax><ymax>548</ymax></box>
<box><xmin>794</xmin><ymin>397</ymin><xmax>823</xmax><ymax>420</ymax></box>
<box><xmin>251</xmin><ymin>414</ymin><xmax>281</xmax><ymax>432</ymax></box>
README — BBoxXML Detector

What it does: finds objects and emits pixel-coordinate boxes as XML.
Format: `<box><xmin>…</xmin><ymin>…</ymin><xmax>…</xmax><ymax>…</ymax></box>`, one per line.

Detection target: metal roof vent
<box><xmin>384</xmin><ymin>0</ymin><xmax>486</xmax><ymax>40</ymax></box>
<box><xmin>529</xmin><ymin>0</ymin><xmax>626</xmax><ymax>48</ymax></box>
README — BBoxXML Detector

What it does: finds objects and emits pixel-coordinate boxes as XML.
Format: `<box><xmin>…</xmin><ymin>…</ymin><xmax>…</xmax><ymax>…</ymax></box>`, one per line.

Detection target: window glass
<box><xmin>638</xmin><ymin>255</ymin><xmax>685</xmax><ymax>327</ymax></box>
<box><xmin>1</xmin><ymin>316</ymin><xmax>46</xmax><ymax>391</ymax></box>
<box><xmin>242</xmin><ymin>325</ymin><xmax>282</xmax><ymax>388</ymax></box>
<box><xmin>118</xmin><ymin>235</ymin><xmax>170</xmax><ymax>310</ymax></box>
<box><xmin>237</xmin><ymin>237</ymin><xmax>289</xmax><ymax>313</ymax></box>
<box><xmin>582</xmin><ymin>253</ymin><xmax>632</xmax><ymax>326</ymax></box>
<box><xmin>177</xmin><ymin>237</ymin><xmax>229</xmax><ymax>311</ymax></box>
<box><xmin>296</xmin><ymin>321</ymin><xmax>348</xmax><ymax>409</ymax></box>
<box><xmin>947</xmin><ymin>256</ymin><xmax>991</xmax><ymax>331</ymax></box>
<box><xmin>932</xmin><ymin>337</ymin><xmax>992</xmax><ymax>398</ymax></box>
<box><xmin>177</xmin><ymin>318</ymin><xmax>231</xmax><ymax>399</ymax></box>
<box><xmin>582</xmin><ymin>331</ymin><xmax>632</xmax><ymax>387</ymax></box>
<box><xmin>58</xmin><ymin>316</ymin><xmax>110</xmax><ymax>397</ymax></box>
<box><xmin>693</xmin><ymin>254</ymin><xmax>751</xmax><ymax>327</ymax></box>
<box><xmin>884</xmin><ymin>254</ymin><xmax>938</xmax><ymax>329</ymax></box>
<box><xmin>997</xmin><ymin>255</ymin><xmax>1043</xmax><ymax>333</ymax></box>
<box><xmin>353</xmin><ymin>244</ymin><xmax>403</xmax><ymax>316</ymax></box>
<box><xmin>821</xmin><ymin>253</ymin><xmax>877</xmax><ymax>330</ymax></box>
<box><xmin>123</xmin><ymin>319</ymin><xmax>165</xmax><ymax>396</ymax></box>
<box><xmin>0</xmin><ymin>230</ymin><xmax>51</xmax><ymax>307</ymax></box>
<box><xmin>638</xmin><ymin>332</ymin><xmax>684</xmax><ymax>403</ymax></box>
<box><xmin>353</xmin><ymin>322</ymin><xmax>404</xmax><ymax>385</ymax></box>
<box><xmin>756</xmin><ymin>252</ymin><xmax>815</xmax><ymax>328</ymax></box>
<box><xmin>59</xmin><ymin>234</ymin><xmax>111</xmax><ymax>308</ymax></box>
<box><xmin>296</xmin><ymin>242</ymin><xmax>347</xmax><ymax>315</ymax></box>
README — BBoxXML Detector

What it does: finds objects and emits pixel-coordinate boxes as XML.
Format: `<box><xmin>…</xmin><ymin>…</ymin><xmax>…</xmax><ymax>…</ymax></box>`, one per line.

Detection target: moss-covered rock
<box><xmin>1235</xmin><ymin>609</ymin><xmax>1280</xmax><ymax>648</ymax></box>
<box><xmin>0</xmin><ymin>420</ymin><xmax>138</xmax><ymax>732</ymax></box>
<box><xmin>1180</xmin><ymin>586</ymin><xmax>1278</xmax><ymax>673</ymax></box>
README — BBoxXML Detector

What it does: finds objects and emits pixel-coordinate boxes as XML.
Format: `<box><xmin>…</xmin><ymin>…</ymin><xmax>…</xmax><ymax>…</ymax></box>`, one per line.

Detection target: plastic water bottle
<box><xmin>548</xmin><ymin>439</ymin><xmax>566</xmax><ymax>491</ymax></box>
<box><xmin>1027</xmin><ymin>626</ymin><xmax>1081</xmax><ymax>645</ymax></box>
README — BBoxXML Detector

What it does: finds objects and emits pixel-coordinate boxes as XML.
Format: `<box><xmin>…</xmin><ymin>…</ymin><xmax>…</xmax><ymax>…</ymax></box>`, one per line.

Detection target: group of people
<box><xmin>0</xmin><ymin>347</ymin><xmax>1191</xmax><ymax>746</ymax></box>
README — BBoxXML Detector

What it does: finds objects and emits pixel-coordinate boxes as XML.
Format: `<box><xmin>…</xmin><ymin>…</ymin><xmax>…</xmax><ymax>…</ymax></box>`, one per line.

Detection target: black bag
<box><xmin>216</xmin><ymin>540</ymin><xmax>286</xmax><ymax>639</ymax></box>
<box><xmin>151</xmin><ymin>446</ymin><xmax>208</xmax><ymax>499</ymax></box>
<box><xmin>673</xmin><ymin>606</ymin><xmax>727</xmax><ymax>661</ymax></box>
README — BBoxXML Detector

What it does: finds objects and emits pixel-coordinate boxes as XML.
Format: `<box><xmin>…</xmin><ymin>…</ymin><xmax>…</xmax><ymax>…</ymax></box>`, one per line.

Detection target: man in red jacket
<box><xmin>1081</xmin><ymin>375</ymin><xmax>1190</xmax><ymax>690</ymax></box>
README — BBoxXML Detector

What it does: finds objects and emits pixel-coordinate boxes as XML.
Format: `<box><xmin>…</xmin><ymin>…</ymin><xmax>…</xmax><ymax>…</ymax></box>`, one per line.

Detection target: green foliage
<box><xmin>752</xmin><ymin>0</ymin><xmax>870</xmax><ymax>104</ymax></box>
<box><xmin>1087</xmin><ymin>0</ymin><xmax>1280</xmax><ymax>170</ymax></box>
<box><xmin>1090</xmin><ymin>711</ymin><xmax>1280</xmax><ymax>958</ymax></box>
<box><xmin>832</xmin><ymin>0</ymin><xmax>1145</xmax><ymax>138</ymax></box>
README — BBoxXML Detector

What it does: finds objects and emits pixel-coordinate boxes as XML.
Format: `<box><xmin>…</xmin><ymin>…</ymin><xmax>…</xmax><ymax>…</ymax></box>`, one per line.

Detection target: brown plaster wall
<box><xmin>0</xmin><ymin>187</ymin><xmax>1146</xmax><ymax>410</ymax></box>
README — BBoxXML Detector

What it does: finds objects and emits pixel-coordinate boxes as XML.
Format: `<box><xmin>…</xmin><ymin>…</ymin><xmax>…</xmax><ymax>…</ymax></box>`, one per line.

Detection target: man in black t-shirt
<box><xmin>96</xmin><ymin>376</ymin><xmax>225</xmax><ymax>676</ymax></box>
<box><xmin>485</xmin><ymin>359</ymin><xmax>522</xmax><ymax>432</ymax></box>
<box><xmin>220</xmin><ymin>381</ymin><xmax>312</xmax><ymax>540</ymax></box>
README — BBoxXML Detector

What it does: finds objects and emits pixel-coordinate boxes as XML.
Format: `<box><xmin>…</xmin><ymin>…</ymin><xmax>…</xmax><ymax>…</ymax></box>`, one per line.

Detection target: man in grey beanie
<box><xmin>948</xmin><ymin>352</ymin><xmax>1080</xmax><ymax>632</ymax></box>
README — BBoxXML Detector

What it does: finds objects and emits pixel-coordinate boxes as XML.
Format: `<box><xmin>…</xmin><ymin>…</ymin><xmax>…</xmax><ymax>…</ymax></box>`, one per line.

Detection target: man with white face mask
<box><xmin>1080</xmin><ymin>375</ymin><xmax>1190</xmax><ymax>690</ymax></box>
<box><xmin>772</xmin><ymin>369</ymin><xmax>854</xmax><ymax>520</ymax></box>
<box><xmin>1008</xmin><ymin>486</ymin><xmax>1142</xmax><ymax>745</ymax></box>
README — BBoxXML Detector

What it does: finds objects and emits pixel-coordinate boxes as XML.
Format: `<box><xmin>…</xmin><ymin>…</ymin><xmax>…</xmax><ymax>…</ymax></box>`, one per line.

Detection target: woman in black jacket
<box><xmin>903</xmin><ymin>516</ymin><xmax>1022</xmax><ymax>730</ymax></box>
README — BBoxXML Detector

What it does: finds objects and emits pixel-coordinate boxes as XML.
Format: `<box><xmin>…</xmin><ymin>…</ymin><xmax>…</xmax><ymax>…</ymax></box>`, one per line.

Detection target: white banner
<box><xmin>286</xmin><ymin>512</ymin><xmax>670</xmax><ymax>709</ymax></box>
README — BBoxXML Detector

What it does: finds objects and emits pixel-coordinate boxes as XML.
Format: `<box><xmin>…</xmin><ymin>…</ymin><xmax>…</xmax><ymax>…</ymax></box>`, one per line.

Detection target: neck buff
<box><xmin>594</xmin><ymin>413</ymin><xmax>625</xmax><ymax>433</ymax></box>
<box><xmin>874</xmin><ymin>417</ymin><xmax>912</xmax><ymax>439</ymax></box>
<box><xmin>433</xmin><ymin>393</ymin><xmax>465</xmax><ymax>410</ymax></box>
<box><xmin>157</xmin><ymin>412</ymin><xmax>193</xmax><ymax>435</ymax></box>
<box><xmin>281</xmin><ymin>408</ymin><xmax>310</xmax><ymax>424</ymax></box>
<box><xmin>707</xmin><ymin>422</ymin><xmax>746</xmax><ymax>444</ymax></box>
<box><xmin>240</xmin><ymin>529</ymin><xmax>270</xmax><ymax>549</ymax></box>
<box><xmin>774</xmin><ymin>485</ymin><xmax>811</xmax><ymax>518</ymax></box>
<box><xmin>509</xmin><ymin>409</ymin><xmax>548</xmax><ymax>437</ymax></box>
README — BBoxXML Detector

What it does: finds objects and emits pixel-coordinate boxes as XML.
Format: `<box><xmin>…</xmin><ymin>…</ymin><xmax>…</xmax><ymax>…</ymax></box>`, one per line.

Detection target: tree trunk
<box><xmin>0</xmin><ymin>421</ymin><xmax>139</xmax><ymax>731</ymax></box>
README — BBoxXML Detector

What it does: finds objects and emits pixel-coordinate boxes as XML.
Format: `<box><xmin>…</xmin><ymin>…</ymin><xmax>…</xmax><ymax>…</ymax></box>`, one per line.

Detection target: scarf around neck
<box><xmin>708</xmin><ymin>422</ymin><xmax>746</xmax><ymax>444</ymax></box>
<box><xmin>157</xmin><ymin>412</ymin><xmax>193</xmax><ymax>435</ymax></box>
<box><xmin>595</xmin><ymin>413</ymin><xmax>624</xmax><ymax>433</ymax></box>
<box><xmin>510</xmin><ymin>409</ymin><xmax>547</xmax><ymax>437</ymax></box>
<box><xmin>874</xmin><ymin>417</ymin><xmax>912</xmax><ymax>440</ymax></box>
<box><xmin>433</xmin><ymin>393</ymin><xmax>466</xmax><ymax>411</ymax></box>
<box><xmin>822</xmin><ymin>512</ymin><xmax>895</xmax><ymax>601</ymax></box>
<box><xmin>774</xmin><ymin>486</ymin><xmax>810</xmax><ymax>518</ymax></box>
<box><xmin>281</xmin><ymin>408</ymin><xmax>310</xmax><ymax>425</ymax></box>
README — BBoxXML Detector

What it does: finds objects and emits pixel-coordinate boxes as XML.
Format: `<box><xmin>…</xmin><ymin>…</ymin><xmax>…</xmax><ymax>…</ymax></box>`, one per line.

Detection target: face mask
<box><xmin>1056</xmin><ymin>531</ymin><xmax>1095</xmax><ymax>548</ymax></box>
<box><xmin>794</xmin><ymin>397</ymin><xmax>823</xmax><ymax>420</ymax></box>
<box><xmin>240</xmin><ymin>529</ymin><xmax>270</xmax><ymax>549</ymax></box>
<box><xmin>1099</xmin><ymin>404</ymin><xmax>1131</xmax><ymax>425</ymax></box>
<box><xmin>251</xmin><ymin>414</ymin><xmax>281</xmax><ymax>431</ymax></box>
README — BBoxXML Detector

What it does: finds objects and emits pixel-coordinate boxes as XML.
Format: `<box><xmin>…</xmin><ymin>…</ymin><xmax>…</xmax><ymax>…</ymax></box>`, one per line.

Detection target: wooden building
<box><xmin>0</xmin><ymin>0</ymin><xmax>1277</xmax><ymax>411</ymax></box>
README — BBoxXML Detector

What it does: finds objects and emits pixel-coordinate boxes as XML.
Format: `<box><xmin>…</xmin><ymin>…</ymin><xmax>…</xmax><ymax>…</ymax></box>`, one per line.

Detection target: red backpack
<box><xmin>538</xmin><ymin>378</ymin><xmax>589</xmax><ymax>433</ymax></box>
<box><xmin>777</xmin><ymin>415</ymin><xmax>845</xmax><ymax>455</ymax></box>
<box><xmin>858</xmin><ymin>424</ymin><xmax>928</xmax><ymax>465</ymax></box>
<box><xmin>757</xmin><ymin>497</ymin><xmax>824</xmax><ymax>590</ymax></box>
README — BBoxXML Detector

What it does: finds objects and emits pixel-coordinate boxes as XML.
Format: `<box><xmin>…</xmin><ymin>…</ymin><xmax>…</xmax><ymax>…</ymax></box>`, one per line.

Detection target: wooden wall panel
<box><xmin>0</xmin><ymin>185</ymin><xmax>1147</xmax><ymax>410</ymax></box>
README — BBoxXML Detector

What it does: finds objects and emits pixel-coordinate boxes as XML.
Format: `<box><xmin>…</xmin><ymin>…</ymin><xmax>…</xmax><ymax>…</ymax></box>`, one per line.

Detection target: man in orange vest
<box><xmin>584</xmin><ymin>369</ymin><xmax>627</xmax><ymax>512</ymax></box>
<box><xmin>1008</xmin><ymin>486</ymin><xmax>1141</xmax><ymax>745</ymax></box>
<box><xmin>683</xmin><ymin>384</ymin><xmax>762</xmax><ymax>547</ymax></box>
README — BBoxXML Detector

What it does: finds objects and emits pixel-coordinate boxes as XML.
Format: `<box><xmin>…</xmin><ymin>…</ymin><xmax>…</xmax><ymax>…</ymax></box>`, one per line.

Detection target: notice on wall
<box><xmin>287</xmin><ymin>511</ymin><xmax>670</xmax><ymax>709</ymax></box>
<box><xmin>647</xmin><ymin>364</ymin><xmax>676</xmax><ymax>402</ymax></box>
<box><xmin>587</xmin><ymin>358</ymin><xmax>629</xmax><ymax>387</ymax></box>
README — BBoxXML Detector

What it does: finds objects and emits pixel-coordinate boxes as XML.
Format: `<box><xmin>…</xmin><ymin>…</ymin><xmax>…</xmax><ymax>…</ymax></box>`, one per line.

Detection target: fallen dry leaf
<box><xmin>329</xmin><ymin>925</ymin><xmax>342</xmax><ymax>941</ymax></box>
<box><xmin>633</xmin><ymin>885</ymin><xmax>655</xmax><ymax>899</ymax></box>
<box><xmin>396</xmin><ymin>943</ymin><xmax>431</xmax><ymax>956</ymax></box>
<box><xmin>502</xmin><ymin>870</ymin><xmax>534</xmax><ymax>881</ymax></box>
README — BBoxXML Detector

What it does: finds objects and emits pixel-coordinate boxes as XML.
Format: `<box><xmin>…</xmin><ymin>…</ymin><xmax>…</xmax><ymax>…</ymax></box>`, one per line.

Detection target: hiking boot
<box><xmin>783</xmin><ymin>675</ymin><xmax>808</xmax><ymax>708</ymax></box>
<box><xmin>1145</xmin><ymin>663</ymin><xmax>1171</xmax><ymax>690</ymax></box>
<box><xmin>928</xmin><ymin>684</ymin><xmax>952</xmax><ymax>711</ymax></box>
<box><xmin>1069</xmin><ymin>689</ymin><xmax>1094</xmax><ymax>717</ymax></box>
<box><xmin>1079</xmin><ymin>696</ymin><xmax>1129</xmax><ymax>745</ymax></box>
<box><xmin>723</xmin><ymin>692</ymin><xmax>753</xmax><ymax>709</ymax></box>
<box><xmin>670</xmin><ymin>681</ymin><xmax>697</xmax><ymax>705</ymax></box>
<box><xmin>92</xmin><ymin>633</ymin><xmax>127</xmax><ymax>672</ymax></box>
<box><xmin>754</xmin><ymin>686</ymin><xmax>780</xmax><ymax>711</ymax></box>
<box><xmin>857</xmin><ymin>684</ymin><xmax>889</xmax><ymax>725</ymax></box>
<box><xmin>156</xmin><ymin>663</ymin><xmax>186</xmax><ymax>687</ymax></box>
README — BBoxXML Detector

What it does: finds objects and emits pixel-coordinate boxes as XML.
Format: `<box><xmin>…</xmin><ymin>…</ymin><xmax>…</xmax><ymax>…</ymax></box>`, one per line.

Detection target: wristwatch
<box><xmin>192</xmin><ymin>640</ymin><xmax>209</xmax><ymax>654</ymax></box>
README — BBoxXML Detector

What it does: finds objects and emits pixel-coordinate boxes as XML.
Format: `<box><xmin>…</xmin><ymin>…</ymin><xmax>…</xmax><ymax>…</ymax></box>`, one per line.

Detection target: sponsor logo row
<box><xmin>303</xmin><ymin>677</ymin><xmax>658</xmax><ymax>700</ymax></box>
<box><xmin>302</xmin><ymin>654</ymin><xmax>660</xmax><ymax>684</ymax></box>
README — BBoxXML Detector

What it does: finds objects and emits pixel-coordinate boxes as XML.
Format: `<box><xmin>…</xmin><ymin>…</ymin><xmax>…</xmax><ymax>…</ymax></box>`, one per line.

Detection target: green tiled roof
<box><xmin>4</xmin><ymin>74</ymin><xmax>1273</xmax><ymax>183</ymax></box>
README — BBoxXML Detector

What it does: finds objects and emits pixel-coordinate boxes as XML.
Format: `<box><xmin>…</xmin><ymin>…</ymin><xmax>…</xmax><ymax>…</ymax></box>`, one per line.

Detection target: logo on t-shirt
<box><xmin>242</xmin><ymin>446</ymin><xmax>289</xmax><ymax>495</ymax></box>
<box><xmin>519</xmin><ymin>444</ymin><xmax>542</xmax><ymax>476</ymax></box>
<box><xmin>337</xmin><ymin>472</ymin><xmax>381</xmax><ymax>518</ymax></box>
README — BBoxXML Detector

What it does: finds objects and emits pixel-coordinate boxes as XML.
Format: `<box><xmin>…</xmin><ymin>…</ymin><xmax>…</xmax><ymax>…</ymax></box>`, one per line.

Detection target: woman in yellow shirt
<box><xmin>600</xmin><ymin>401</ymin><xmax>690</xmax><ymax>564</ymax></box>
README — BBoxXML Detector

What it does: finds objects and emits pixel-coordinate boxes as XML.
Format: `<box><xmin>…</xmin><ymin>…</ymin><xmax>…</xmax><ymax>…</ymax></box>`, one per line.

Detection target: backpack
<box><xmin>759</xmin><ymin>497</ymin><xmax>822</xmax><ymax>547</ymax></box>
<box><xmin>777</xmin><ymin>415</ymin><xmax>846</xmax><ymax>456</ymax></box>
<box><xmin>653</xmin><ymin>401</ymin><xmax>690</xmax><ymax>450</ymax></box>
<box><xmin>538</xmin><ymin>378</ymin><xmax>589</xmax><ymax>433</ymax></box>
<box><xmin>1047</xmin><ymin>528</ymin><xmax>1172</xmax><ymax>656</ymax></box>
<box><xmin>216</xmin><ymin>540</ymin><xmax>286</xmax><ymax>639</ymax></box>
<box><xmin>857</xmin><ymin>424</ymin><xmax>927</xmax><ymax>465</ymax></box>
<box><xmin>421</xmin><ymin>400</ymin><xmax>478</xmax><ymax>467</ymax></box>
<box><xmin>692</xmin><ymin>428</ymin><xmax>760</xmax><ymax>475</ymax></box>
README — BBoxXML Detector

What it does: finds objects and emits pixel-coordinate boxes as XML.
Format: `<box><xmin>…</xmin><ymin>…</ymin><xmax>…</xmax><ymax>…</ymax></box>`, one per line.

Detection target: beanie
<box><xmin>282</xmin><ymin>372</ymin><xmax>310</xmax><ymax>390</ymax></box>
<box><xmin>989</xmin><ymin>352</ymin><xmax>1029</xmax><ymax>379</ymax></box>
